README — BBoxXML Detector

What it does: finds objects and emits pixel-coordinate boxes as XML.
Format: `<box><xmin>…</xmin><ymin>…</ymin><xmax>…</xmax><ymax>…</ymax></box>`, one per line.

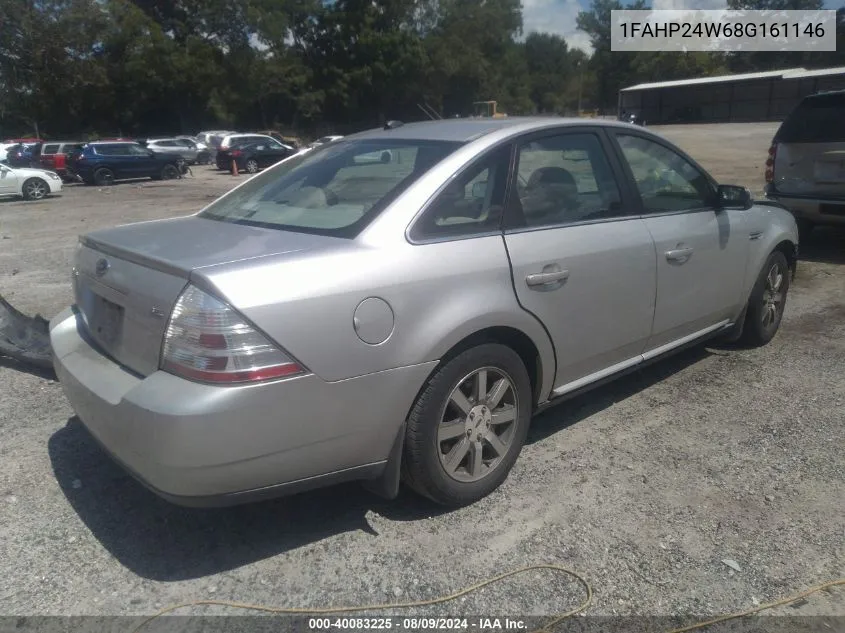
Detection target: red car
<box><xmin>40</xmin><ymin>142</ymin><xmax>84</xmax><ymax>181</ymax></box>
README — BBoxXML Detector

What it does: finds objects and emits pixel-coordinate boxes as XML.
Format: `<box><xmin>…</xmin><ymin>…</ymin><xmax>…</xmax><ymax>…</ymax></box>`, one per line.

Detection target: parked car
<box><xmin>308</xmin><ymin>135</ymin><xmax>344</xmax><ymax>149</ymax></box>
<box><xmin>146</xmin><ymin>138</ymin><xmax>200</xmax><ymax>164</ymax></box>
<box><xmin>40</xmin><ymin>141</ymin><xmax>84</xmax><ymax>181</ymax></box>
<box><xmin>0</xmin><ymin>143</ymin><xmax>18</xmax><ymax>163</ymax></box>
<box><xmin>4</xmin><ymin>143</ymin><xmax>42</xmax><ymax>168</ymax></box>
<box><xmin>764</xmin><ymin>90</ymin><xmax>845</xmax><ymax>238</ymax></box>
<box><xmin>220</xmin><ymin>139</ymin><xmax>297</xmax><ymax>173</ymax></box>
<box><xmin>215</xmin><ymin>133</ymin><xmax>294</xmax><ymax>169</ymax></box>
<box><xmin>67</xmin><ymin>141</ymin><xmax>183</xmax><ymax>186</ymax></box>
<box><xmin>0</xmin><ymin>162</ymin><xmax>63</xmax><ymax>200</ymax></box>
<box><xmin>175</xmin><ymin>136</ymin><xmax>211</xmax><ymax>164</ymax></box>
<box><xmin>51</xmin><ymin>118</ymin><xmax>797</xmax><ymax>509</ymax></box>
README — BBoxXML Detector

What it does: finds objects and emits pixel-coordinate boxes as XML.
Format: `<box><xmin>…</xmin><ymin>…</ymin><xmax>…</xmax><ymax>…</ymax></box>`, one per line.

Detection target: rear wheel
<box><xmin>245</xmin><ymin>158</ymin><xmax>259</xmax><ymax>174</ymax></box>
<box><xmin>741</xmin><ymin>250</ymin><xmax>790</xmax><ymax>347</ymax></box>
<box><xmin>21</xmin><ymin>178</ymin><xmax>48</xmax><ymax>201</ymax></box>
<box><xmin>93</xmin><ymin>168</ymin><xmax>114</xmax><ymax>186</ymax></box>
<box><xmin>161</xmin><ymin>163</ymin><xmax>179</xmax><ymax>180</ymax></box>
<box><xmin>402</xmin><ymin>344</ymin><xmax>531</xmax><ymax>506</ymax></box>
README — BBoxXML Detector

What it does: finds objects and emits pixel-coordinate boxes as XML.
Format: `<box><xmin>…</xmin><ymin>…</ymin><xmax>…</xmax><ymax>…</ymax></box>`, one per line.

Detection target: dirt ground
<box><xmin>1</xmin><ymin>122</ymin><xmax>843</xmax><ymax>625</ymax></box>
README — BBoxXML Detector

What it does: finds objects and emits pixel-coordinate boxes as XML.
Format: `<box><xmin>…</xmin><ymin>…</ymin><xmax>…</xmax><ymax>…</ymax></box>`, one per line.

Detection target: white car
<box><xmin>0</xmin><ymin>163</ymin><xmax>63</xmax><ymax>200</ymax></box>
<box><xmin>307</xmin><ymin>134</ymin><xmax>345</xmax><ymax>149</ymax></box>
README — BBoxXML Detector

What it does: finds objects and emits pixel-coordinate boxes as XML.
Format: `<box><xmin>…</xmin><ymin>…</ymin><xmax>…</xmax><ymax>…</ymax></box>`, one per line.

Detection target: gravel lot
<box><xmin>1</xmin><ymin>123</ymin><xmax>843</xmax><ymax>625</ymax></box>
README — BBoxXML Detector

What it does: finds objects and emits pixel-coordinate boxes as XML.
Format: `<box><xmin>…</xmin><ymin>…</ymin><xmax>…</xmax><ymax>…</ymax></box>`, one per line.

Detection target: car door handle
<box><xmin>526</xmin><ymin>269</ymin><xmax>570</xmax><ymax>287</ymax></box>
<box><xmin>665</xmin><ymin>247</ymin><xmax>694</xmax><ymax>263</ymax></box>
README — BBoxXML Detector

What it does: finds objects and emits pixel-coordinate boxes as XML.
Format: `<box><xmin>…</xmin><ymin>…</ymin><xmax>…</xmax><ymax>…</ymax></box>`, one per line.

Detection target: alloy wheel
<box><xmin>761</xmin><ymin>261</ymin><xmax>785</xmax><ymax>329</ymax></box>
<box><xmin>24</xmin><ymin>180</ymin><xmax>47</xmax><ymax>200</ymax></box>
<box><xmin>437</xmin><ymin>367</ymin><xmax>519</xmax><ymax>483</ymax></box>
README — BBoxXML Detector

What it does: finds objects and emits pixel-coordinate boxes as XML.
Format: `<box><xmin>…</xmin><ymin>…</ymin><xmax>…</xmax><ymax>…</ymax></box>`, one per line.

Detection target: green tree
<box><xmin>577</xmin><ymin>0</ymin><xmax>648</xmax><ymax>111</ymax></box>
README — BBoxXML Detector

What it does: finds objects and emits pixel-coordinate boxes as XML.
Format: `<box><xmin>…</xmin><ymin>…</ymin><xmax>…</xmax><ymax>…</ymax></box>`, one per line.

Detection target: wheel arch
<box><xmin>773</xmin><ymin>238</ymin><xmax>798</xmax><ymax>280</ymax></box>
<box><xmin>406</xmin><ymin>324</ymin><xmax>554</xmax><ymax>421</ymax></box>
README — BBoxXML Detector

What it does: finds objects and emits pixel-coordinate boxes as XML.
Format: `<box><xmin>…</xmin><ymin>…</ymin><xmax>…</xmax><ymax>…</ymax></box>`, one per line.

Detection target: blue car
<box><xmin>67</xmin><ymin>141</ymin><xmax>182</xmax><ymax>186</ymax></box>
<box><xmin>3</xmin><ymin>143</ymin><xmax>42</xmax><ymax>168</ymax></box>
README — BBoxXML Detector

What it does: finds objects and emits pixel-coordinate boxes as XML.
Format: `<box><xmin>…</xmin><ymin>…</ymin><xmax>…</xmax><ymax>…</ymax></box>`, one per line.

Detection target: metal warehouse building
<box><xmin>619</xmin><ymin>66</ymin><xmax>845</xmax><ymax>124</ymax></box>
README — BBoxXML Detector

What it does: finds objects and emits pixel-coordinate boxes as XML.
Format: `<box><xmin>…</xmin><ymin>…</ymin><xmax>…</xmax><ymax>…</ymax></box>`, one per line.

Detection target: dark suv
<box><xmin>67</xmin><ymin>141</ymin><xmax>182</xmax><ymax>186</ymax></box>
<box><xmin>764</xmin><ymin>90</ymin><xmax>845</xmax><ymax>237</ymax></box>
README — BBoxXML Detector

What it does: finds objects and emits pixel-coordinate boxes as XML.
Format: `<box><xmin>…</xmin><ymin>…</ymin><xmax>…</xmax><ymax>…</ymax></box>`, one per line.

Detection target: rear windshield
<box><xmin>42</xmin><ymin>144</ymin><xmax>60</xmax><ymax>154</ymax></box>
<box><xmin>776</xmin><ymin>92</ymin><xmax>845</xmax><ymax>143</ymax></box>
<box><xmin>199</xmin><ymin>139</ymin><xmax>462</xmax><ymax>238</ymax></box>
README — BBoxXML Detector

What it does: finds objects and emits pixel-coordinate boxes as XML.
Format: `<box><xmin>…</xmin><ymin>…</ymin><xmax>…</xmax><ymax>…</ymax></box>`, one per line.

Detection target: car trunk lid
<box><xmin>73</xmin><ymin>216</ymin><xmax>335</xmax><ymax>376</ymax></box>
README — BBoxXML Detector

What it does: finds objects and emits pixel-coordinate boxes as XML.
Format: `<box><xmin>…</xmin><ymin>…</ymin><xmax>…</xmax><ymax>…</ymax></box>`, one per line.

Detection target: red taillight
<box><xmin>231</xmin><ymin>149</ymin><xmax>242</xmax><ymax>157</ymax></box>
<box><xmin>765</xmin><ymin>142</ymin><xmax>777</xmax><ymax>184</ymax></box>
<box><xmin>161</xmin><ymin>284</ymin><xmax>306</xmax><ymax>384</ymax></box>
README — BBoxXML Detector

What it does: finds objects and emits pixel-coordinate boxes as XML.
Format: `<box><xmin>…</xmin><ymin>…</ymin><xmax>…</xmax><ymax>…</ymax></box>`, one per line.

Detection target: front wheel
<box><xmin>402</xmin><ymin>343</ymin><xmax>532</xmax><ymax>506</ymax></box>
<box><xmin>21</xmin><ymin>177</ymin><xmax>49</xmax><ymax>201</ymax></box>
<box><xmin>741</xmin><ymin>250</ymin><xmax>790</xmax><ymax>347</ymax></box>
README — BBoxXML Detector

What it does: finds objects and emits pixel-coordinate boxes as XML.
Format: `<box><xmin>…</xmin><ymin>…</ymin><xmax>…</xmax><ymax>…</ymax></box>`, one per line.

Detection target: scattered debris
<box><xmin>721</xmin><ymin>559</ymin><xmax>742</xmax><ymax>572</ymax></box>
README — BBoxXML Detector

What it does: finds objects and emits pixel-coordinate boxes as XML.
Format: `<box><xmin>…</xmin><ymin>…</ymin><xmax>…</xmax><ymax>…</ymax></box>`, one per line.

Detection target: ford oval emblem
<box><xmin>95</xmin><ymin>258</ymin><xmax>110</xmax><ymax>277</ymax></box>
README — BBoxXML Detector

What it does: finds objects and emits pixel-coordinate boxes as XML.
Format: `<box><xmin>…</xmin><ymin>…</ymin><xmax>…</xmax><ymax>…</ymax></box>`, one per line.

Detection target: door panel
<box><xmin>642</xmin><ymin>210</ymin><xmax>748</xmax><ymax>349</ymax></box>
<box><xmin>0</xmin><ymin>167</ymin><xmax>17</xmax><ymax>193</ymax></box>
<box><xmin>505</xmin><ymin>221</ymin><xmax>657</xmax><ymax>390</ymax></box>
<box><xmin>612</xmin><ymin>132</ymin><xmax>749</xmax><ymax>350</ymax></box>
<box><xmin>503</xmin><ymin>129</ymin><xmax>657</xmax><ymax>392</ymax></box>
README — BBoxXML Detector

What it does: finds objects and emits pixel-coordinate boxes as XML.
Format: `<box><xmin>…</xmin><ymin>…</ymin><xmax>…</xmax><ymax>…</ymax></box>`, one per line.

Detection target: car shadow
<box><xmin>49</xmin><ymin>345</ymin><xmax>713</xmax><ymax>582</ymax></box>
<box><xmin>48</xmin><ymin>417</ymin><xmax>448</xmax><ymax>581</ymax></box>
<box><xmin>526</xmin><ymin>345</ymin><xmax>709</xmax><ymax>445</ymax></box>
<box><xmin>0</xmin><ymin>355</ymin><xmax>56</xmax><ymax>379</ymax></box>
<box><xmin>798</xmin><ymin>225</ymin><xmax>845</xmax><ymax>265</ymax></box>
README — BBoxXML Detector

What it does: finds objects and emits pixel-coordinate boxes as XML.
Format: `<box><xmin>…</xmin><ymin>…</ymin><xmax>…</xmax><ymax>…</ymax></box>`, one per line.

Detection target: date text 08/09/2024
<box><xmin>308</xmin><ymin>617</ymin><xmax>529</xmax><ymax>630</ymax></box>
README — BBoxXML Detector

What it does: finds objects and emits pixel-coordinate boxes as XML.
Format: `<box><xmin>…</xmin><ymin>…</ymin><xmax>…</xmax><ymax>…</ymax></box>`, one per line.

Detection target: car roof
<box><xmin>344</xmin><ymin>117</ymin><xmax>640</xmax><ymax>143</ymax></box>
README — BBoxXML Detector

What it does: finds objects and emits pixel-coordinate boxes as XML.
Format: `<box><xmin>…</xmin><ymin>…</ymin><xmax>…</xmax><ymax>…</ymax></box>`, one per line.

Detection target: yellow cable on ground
<box><xmin>665</xmin><ymin>577</ymin><xmax>845</xmax><ymax>633</ymax></box>
<box><xmin>130</xmin><ymin>564</ymin><xmax>592</xmax><ymax>633</ymax></box>
<box><xmin>130</xmin><ymin>568</ymin><xmax>845</xmax><ymax>633</ymax></box>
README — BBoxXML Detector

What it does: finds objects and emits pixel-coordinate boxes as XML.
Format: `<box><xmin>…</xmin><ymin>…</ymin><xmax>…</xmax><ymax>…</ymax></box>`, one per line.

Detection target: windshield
<box><xmin>199</xmin><ymin>138</ymin><xmax>462</xmax><ymax>237</ymax></box>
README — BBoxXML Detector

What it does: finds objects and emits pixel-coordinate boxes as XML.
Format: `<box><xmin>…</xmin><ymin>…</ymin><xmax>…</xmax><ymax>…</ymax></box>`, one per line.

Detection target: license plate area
<box><xmin>89</xmin><ymin>295</ymin><xmax>124</xmax><ymax>350</ymax></box>
<box><xmin>814</xmin><ymin>161</ymin><xmax>845</xmax><ymax>183</ymax></box>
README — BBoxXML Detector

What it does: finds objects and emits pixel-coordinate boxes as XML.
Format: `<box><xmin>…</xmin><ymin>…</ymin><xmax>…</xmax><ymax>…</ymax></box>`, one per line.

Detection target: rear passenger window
<box><xmin>410</xmin><ymin>146</ymin><xmax>511</xmax><ymax>240</ymax></box>
<box><xmin>617</xmin><ymin>135</ymin><xmax>713</xmax><ymax>213</ymax></box>
<box><xmin>512</xmin><ymin>133</ymin><xmax>623</xmax><ymax>228</ymax></box>
<box><xmin>42</xmin><ymin>144</ymin><xmax>59</xmax><ymax>155</ymax></box>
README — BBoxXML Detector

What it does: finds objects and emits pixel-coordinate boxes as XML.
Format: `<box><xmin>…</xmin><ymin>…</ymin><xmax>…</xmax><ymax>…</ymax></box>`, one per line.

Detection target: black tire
<box><xmin>161</xmin><ymin>163</ymin><xmax>179</xmax><ymax>180</ymax></box>
<box><xmin>21</xmin><ymin>177</ymin><xmax>49</xmax><ymax>201</ymax></box>
<box><xmin>741</xmin><ymin>250</ymin><xmax>790</xmax><ymax>347</ymax></box>
<box><xmin>402</xmin><ymin>343</ymin><xmax>532</xmax><ymax>507</ymax></box>
<box><xmin>93</xmin><ymin>168</ymin><xmax>115</xmax><ymax>186</ymax></box>
<box><xmin>245</xmin><ymin>158</ymin><xmax>259</xmax><ymax>174</ymax></box>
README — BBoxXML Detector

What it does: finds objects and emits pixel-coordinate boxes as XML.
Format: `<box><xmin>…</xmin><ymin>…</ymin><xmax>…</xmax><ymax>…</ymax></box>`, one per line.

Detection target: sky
<box><xmin>522</xmin><ymin>0</ymin><xmax>842</xmax><ymax>52</ymax></box>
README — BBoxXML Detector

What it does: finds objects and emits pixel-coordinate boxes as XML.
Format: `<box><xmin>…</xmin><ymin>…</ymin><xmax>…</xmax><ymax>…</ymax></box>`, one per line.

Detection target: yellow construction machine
<box><xmin>472</xmin><ymin>101</ymin><xmax>507</xmax><ymax>118</ymax></box>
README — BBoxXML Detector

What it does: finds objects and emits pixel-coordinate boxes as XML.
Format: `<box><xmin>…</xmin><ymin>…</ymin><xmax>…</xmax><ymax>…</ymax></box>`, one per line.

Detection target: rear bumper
<box><xmin>50</xmin><ymin>307</ymin><xmax>435</xmax><ymax>506</ymax></box>
<box><xmin>765</xmin><ymin>189</ymin><xmax>845</xmax><ymax>225</ymax></box>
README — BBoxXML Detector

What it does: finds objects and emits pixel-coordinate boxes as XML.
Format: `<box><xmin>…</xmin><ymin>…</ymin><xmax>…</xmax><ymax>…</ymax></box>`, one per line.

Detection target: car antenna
<box><xmin>384</xmin><ymin>120</ymin><xmax>404</xmax><ymax>130</ymax></box>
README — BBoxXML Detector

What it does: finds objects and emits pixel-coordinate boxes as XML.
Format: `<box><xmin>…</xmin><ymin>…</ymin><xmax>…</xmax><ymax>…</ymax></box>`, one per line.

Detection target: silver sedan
<box><xmin>51</xmin><ymin>118</ymin><xmax>798</xmax><ymax>507</ymax></box>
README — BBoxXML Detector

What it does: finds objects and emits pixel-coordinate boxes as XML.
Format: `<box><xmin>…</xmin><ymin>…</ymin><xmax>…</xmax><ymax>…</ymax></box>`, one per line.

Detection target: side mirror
<box><xmin>717</xmin><ymin>184</ymin><xmax>753</xmax><ymax>210</ymax></box>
